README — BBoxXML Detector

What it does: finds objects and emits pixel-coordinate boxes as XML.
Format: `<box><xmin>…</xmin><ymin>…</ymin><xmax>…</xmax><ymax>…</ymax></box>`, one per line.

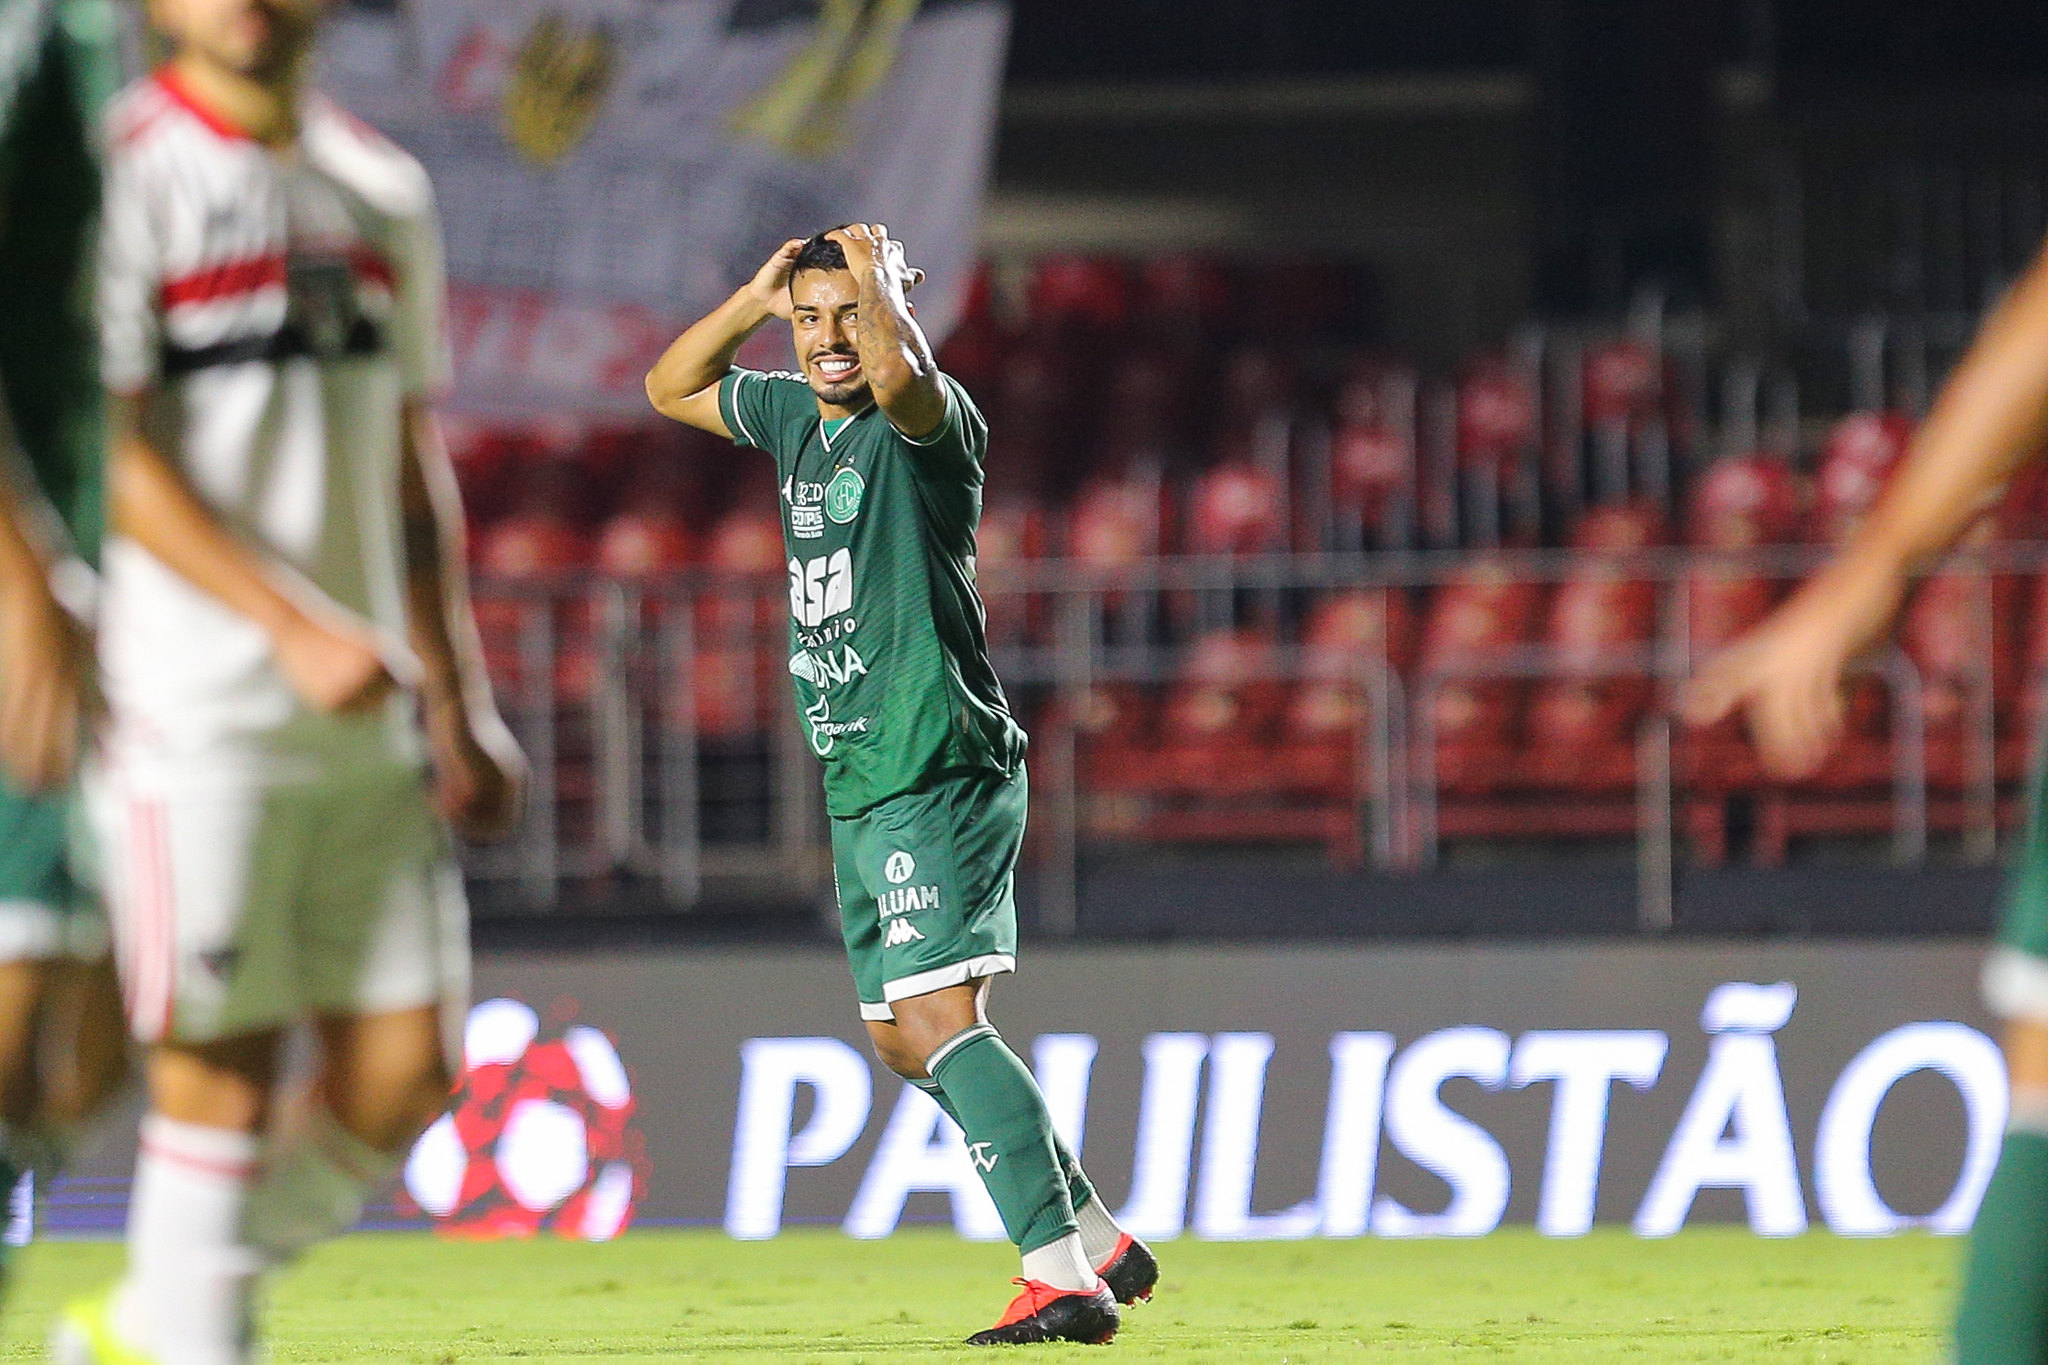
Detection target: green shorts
<box><xmin>0</xmin><ymin>778</ymin><xmax>104</xmax><ymax>962</ymax></box>
<box><xmin>833</xmin><ymin>765</ymin><xmax>1027</xmax><ymax>1022</ymax></box>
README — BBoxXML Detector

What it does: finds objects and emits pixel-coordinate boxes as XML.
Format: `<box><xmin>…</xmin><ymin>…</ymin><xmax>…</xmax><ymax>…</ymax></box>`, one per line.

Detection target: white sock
<box><xmin>1073</xmin><ymin>1194</ymin><xmax>1128</xmax><ymax>1266</ymax></box>
<box><xmin>1019</xmin><ymin>1230</ymin><xmax>1098</xmax><ymax>1293</ymax></box>
<box><xmin>114</xmin><ymin>1115</ymin><xmax>263</xmax><ymax>1365</ymax></box>
<box><xmin>244</xmin><ymin>1105</ymin><xmax>400</xmax><ymax>1266</ymax></box>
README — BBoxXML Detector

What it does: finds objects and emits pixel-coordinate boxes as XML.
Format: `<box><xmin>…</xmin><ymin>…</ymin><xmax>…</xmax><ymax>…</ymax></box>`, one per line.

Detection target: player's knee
<box><xmin>326</xmin><ymin>1049</ymin><xmax>452</xmax><ymax>1153</ymax></box>
<box><xmin>867</xmin><ymin>1031</ymin><xmax>926</xmax><ymax>1080</ymax></box>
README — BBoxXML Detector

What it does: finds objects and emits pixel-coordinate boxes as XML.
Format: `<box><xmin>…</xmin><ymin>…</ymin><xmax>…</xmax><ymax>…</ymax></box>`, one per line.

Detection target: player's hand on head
<box><xmin>430</xmin><ymin>703</ymin><xmax>527</xmax><ymax>842</ymax></box>
<box><xmin>748</xmin><ymin>238</ymin><xmax>805</xmax><ymax>321</ymax></box>
<box><xmin>0</xmin><ymin>584</ymin><xmax>85</xmax><ymax>791</ymax></box>
<box><xmin>832</xmin><ymin>223</ymin><xmax>923</xmax><ymax>294</ymax></box>
<box><xmin>271</xmin><ymin>605</ymin><xmax>405</xmax><ymax>717</ymax></box>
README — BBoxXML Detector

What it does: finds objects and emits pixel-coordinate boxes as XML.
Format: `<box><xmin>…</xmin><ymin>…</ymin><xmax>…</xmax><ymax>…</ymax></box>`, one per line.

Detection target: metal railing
<box><xmin>464</xmin><ymin>542</ymin><xmax>2046</xmax><ymax>928</ymax></box>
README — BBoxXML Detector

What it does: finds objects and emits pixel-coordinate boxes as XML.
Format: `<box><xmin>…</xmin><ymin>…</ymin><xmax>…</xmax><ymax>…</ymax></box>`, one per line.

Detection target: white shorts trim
<box><xmin>1984</xmin><ymin>946</ymin><xmax>2048</xmax><ymax>1024</ymax></box>
<box><xmin>858</xmin><ymin>953</ymin><xmax>1019</xmax><ymax>1022</ymax></box>
<box><xmin>0</xmin><ymin>899</ymin><xmax>110</xmax><ymax>964</ymax></box>
<box><xmin>881</xmin><ymin>953</ymin><xmax>1016</xmax><ymax>1006</ymax></box>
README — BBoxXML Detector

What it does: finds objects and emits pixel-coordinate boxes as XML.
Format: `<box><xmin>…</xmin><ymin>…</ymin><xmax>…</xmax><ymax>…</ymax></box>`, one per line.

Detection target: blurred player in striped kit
<box><xmin>1689</xmin><ymin>244</ymin><xmax>2048</xmax><ymax>1362</ymax></box>
<box><xmin>0</xmin><ymin>0</ymin><xmax>136</xmax><ymax>1295</ymax></box>
<box><xmin>55</xmin><ymin>0</ymin><xmax>525</xmax><ymax>1360</ymax></box>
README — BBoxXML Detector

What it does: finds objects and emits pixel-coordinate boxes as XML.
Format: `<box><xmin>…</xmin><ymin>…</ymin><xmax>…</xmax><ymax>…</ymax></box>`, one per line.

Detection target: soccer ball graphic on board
<box><xmin>402</xmin><ymin>997</ymin><xmax>646</xmax><ymax>1240</ymax></box>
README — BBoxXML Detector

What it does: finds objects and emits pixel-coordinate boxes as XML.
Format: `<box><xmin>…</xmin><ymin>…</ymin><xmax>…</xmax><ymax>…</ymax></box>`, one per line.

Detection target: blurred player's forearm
<box><xmin>1837</xmin><ymin>244</ymin><xmax>2048</xmax><ymax>585</ymax></box>
<box><xmin>399</xmin><ymin>400</ymin><xmax>525</xmax><ymax>840</ymax></box>
<box><xmin>398</xmin><ymin>400</ymin><xmax>492</xmax><ymax>718</ymax></box>
<box><xmin>0</xmin><ymin>394</ymin><xmax>84</xmax><ymax>792</ymax></box>
<box><xmin>109</xmin><ymin>398</ymin><xmax>307</xmax><ymax>640</ymax></box>
<box><xmin>110</xmin><ymin>394</ymin><xmax>403</xmax><ymax>715</ymax></box>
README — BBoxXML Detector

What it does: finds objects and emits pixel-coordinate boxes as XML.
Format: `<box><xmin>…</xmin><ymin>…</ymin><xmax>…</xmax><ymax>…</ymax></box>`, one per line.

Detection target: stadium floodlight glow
<box><xmin>1113</xmin><ymin>1033</ymin><xmax>1210</xmax><ymax>1240</ymax></box>
<box><xmin>844</xmin><ymin>1083</ymin><xmax>1005</xmax><ymax>1241</ymax></box>
<box><xmin>1192</xmin><ymin>1033</ymin><xmax>1320</xmax><ymax>1240</ymax></box>
<box><xmin>725</xmin><ymin>1036</ymin><xmax>873</xmax><ymax>1240</ymax></box>
<box><xmin>1510</xmin><ymin>1030</ymin><xmax>1669</xmax><ymax>1238</ymax></box>
<box><xmin>1813</xmin><ymin>1021</ymin><xmax>2007</xmax><ymax>1236</ymax></box>
<box><xmin>1635</xmin><ymin>984</ymin><xmax>1806</xmax><ymax>1237</ymax></box>
<box><xmin>1314</xmin><ymin>1031</ymin><xmax>1396</xmax><ymax>1238</ymax></box>
<box><xmin>1371</xmin><ymin>1027</ymin><xmax>1514</xmax><ymax>1237</ymax></box>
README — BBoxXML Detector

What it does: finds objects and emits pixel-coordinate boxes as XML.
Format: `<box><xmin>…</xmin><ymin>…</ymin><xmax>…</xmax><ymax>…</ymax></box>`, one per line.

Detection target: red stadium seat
<box><xmin>1069</xmin><ymin>474</ymin><xmax>1169</xmax><ymax>569</ymax></box>
<box><xmin>1327</xmin><ymin>362</ymin><xmax>1418</xmax><ymax>546</ymax></box>
<box><xmin>1133</xmin><ymin>254</ymin><xmax>1235</xmax><ymax>337</ymax></box>
<box><xmin>472</xmin><ymin>511</ymin><xmax>593</xmax><ymax>705</ymax></box>
<box><xmin>1070</xmin><ymin>627</ymin><xmax>1370</xmax><ymax>864</ymax></box>
<box><xmin>1457</xmin><ymin>360</ymin><xmax>1537</xmax><ymax>468</ymax></box>
<box><xmin>976</xmin><ymin>497</ymin><xmax>1050</xmax><ymax>645</ymax></box>
<box><xmin>594</xmin><ymin>510</ymin><xmax>698</xmax><ymax>579</ymax></box>
<box><xmin>1416</xmin><ymin>559</ymin><xmax>1546</xmax><ymax>796</ymax></box>
<box><xmin>1027</xmin><ymin>255</ymin><xmax>1132</xmax><ymax>333</ymax></box>
<box><xmin>698</xmin><ymin>502</ymin><xmax>785</xmax><ymax>642</ymax></box>
<box><xmin>1686</xmin><ymin>452</ymin><xmax>1804</xmax><ymax>550</ymax></box>
<box><xmin>1580</xmin><ymin>339</ymin><xmax>1662</xmax><ymax>429</ymax></box>
<box><xmin>1811</xmin><ymin>411</ymin><xmax>1914</xmax><ymax>543</ymax></box>
<box><xmin>1185</xmin><ymin>461</ymin><xmax>1287</xmax><ymax>556</ymax></box>
<box><xmin>1278</xmin><ymin>589</ymin><xmax>1419</xmax><ymax>789</ymax></box>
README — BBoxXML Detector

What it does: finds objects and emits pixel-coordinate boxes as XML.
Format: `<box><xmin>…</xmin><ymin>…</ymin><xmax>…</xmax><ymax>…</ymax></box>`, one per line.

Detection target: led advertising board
<box><xmin>425</xmin><ymin>940</ymin><xmax>2003</xmax><ymax>1241</ymax></box>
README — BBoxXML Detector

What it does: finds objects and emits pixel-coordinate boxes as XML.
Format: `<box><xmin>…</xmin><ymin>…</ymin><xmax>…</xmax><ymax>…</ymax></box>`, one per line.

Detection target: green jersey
<box><xmin>0</xmin><ymin>0</ymin><xmax>119</xmax><ymax>560</ymax></box>
<box><xmin>718</xmin><ymin>367</ymin><xmax>1025</xmax><ymax>817</ymax></box>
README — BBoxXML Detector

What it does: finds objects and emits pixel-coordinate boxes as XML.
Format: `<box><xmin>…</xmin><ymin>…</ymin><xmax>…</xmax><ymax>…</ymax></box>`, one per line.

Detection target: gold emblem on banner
<box><xmin>729</xmin><ymin>0</ymin><xmax>922</xmax><ymax>161</ymax></box>
<box><xmin>503</xmin><ymin>13</ymin><xmax>614</xmax><ymax>166</ymax></box>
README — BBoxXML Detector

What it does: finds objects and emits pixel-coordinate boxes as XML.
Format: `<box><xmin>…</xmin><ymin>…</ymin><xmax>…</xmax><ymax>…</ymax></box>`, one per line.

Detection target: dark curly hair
<box><xmin>790</xmin><ymin>227</ymin><xmax>854</xmax><ymax>285</ymax></box>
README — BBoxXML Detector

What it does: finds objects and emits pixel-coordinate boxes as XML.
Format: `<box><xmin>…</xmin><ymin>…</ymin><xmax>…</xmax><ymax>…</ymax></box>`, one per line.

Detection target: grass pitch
<box><xmin>1</xmin><ymin>1227</ymin><xmax>1955</xmax><ymax>1363</ymax></box>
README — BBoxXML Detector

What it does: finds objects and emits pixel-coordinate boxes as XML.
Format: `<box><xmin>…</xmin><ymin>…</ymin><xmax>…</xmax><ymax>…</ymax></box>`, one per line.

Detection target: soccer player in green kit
<box><xmin>0</xmin><ymin>0</ymin><xmax>132</xmax><ymax>1282</ymax></box>
<box><xmin>1687</xmin><ymin>236</ymin><xmax>2048</xmax><ymax>1362</ymax></box>
<box><xmin>646</xmin><ymin>225</ymin><xmax>1157</xmax><ymax>1345</ymax></box>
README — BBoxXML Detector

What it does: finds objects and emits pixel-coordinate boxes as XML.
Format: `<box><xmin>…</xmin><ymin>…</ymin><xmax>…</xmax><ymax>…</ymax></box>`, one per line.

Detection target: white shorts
<box><xmin>88</xmin><ymin>759</ymin><xmax>469</xmax><ymax>1049</ymax></box>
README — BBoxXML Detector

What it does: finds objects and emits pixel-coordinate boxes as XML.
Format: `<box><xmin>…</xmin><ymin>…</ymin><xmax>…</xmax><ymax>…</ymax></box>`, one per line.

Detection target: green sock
<box><xmin>911</xmin><ymin>1076</ymin><xmax>1098</xmax><ymax>1215</ymax></box>
<box><xmin>926</xmin><ymin>1026</ymin><xmax>1079</xmax><ymax>1254</ymax></box>
<box><xmin>1956</xmin><ymin>1130</ymin><xmax>2048</xmax><ymax>1363</ymax></box>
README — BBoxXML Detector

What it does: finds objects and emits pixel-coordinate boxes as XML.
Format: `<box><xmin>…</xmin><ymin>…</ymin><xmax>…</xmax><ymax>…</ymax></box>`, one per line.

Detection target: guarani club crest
<box><xmin>825</xmin><ymin>466</ymin><xmax>865</xmax><ymax>523</ymax></box>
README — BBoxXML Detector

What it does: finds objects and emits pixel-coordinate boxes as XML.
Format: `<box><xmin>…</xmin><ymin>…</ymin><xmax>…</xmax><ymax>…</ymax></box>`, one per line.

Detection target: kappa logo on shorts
<box><xmin>883</xmin><ymin>917</ymin><xmax>926</xmax><ymax>948</ymax></box>
<box><xmin>884</xmin><ymin>851</ymin><xmax>915</xmax><ymax>884</ymax></box>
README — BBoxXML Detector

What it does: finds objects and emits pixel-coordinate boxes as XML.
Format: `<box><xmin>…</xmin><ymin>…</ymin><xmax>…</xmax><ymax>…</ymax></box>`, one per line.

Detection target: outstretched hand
<box><xmin>829</xmin><ymin>223</ymin><xmax>925</xmax><ymax>297</ymax></box>
<box><xmin>747</xmin><ymin>239</ymin><xmax>806</xmax><ymax>320</ymax></box>
<box><xmin>1678</xmin><ymin>564</ymin><xmax>1904</xmax><ymax>780</ymax></box>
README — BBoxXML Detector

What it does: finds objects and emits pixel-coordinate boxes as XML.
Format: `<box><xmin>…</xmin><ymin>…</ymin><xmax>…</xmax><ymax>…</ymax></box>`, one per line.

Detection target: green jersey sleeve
<box><xmin>718</xmin><ymin>367</ymin><xmax>813</xmax><ymax>456</ymax></box>
<box><xmin>891</xmin><ymin>374</ymin><xmax>987</xmax><ymax>477</ymax></box>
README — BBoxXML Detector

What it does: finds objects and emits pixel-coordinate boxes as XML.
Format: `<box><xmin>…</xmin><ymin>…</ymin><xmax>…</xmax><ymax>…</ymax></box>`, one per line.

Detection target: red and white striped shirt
<box><xmin>97</xmin><ymin>68</ymin><xmax>448</xmax><ymax>771</ymax></box>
